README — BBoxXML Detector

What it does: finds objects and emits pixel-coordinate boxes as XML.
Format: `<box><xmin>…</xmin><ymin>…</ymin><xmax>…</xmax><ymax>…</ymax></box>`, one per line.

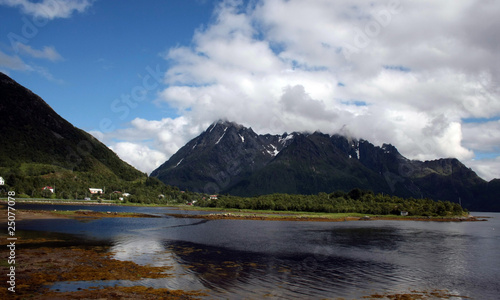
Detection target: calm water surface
<box><xmin>15</xmin><ymin>204</ymin><xmax>500</xmax><ymax>299</ymax></box>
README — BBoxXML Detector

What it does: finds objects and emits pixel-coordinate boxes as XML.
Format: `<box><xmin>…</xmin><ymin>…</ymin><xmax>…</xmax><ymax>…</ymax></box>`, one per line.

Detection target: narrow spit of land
<box><xmin>165</xmin><ymin>210</ymin><xmax>485</xmax><ymax>222</ymax></box>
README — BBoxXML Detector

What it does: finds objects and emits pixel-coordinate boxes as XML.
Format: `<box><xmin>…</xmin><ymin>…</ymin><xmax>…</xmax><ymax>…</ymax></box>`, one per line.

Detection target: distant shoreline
<box><xmin>165</xmin><ymin>212</ymin><xmax>487</xmax><ymax>222</ymax></box>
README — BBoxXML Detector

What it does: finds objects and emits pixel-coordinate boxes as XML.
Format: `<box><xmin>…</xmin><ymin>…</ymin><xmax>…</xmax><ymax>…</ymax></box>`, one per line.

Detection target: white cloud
<box><xmin>97</xmin><ymin>0</ymin><xmax>499</xmax><ymax>180</ymax></box>
<box><xmin>91</xmin><ymin>116</ymin><xmax>207</xmax><ymax>174</ymax></box>
<box><xmin>0</xmin><ymin>0</ymin><xmax>94</xmax><ymax>19</ymax></box>
<box><xmin>0</xmin><ymin>49</ymin><xmax>61</xmax><ymax>82</ymax></box>
<box><xmin>462</xmin><ymin>120</ymin><xmax>500</xmax><ymax>153</ymax></box>
<box><xmin>109</xmin><ymin>142</ymin><xmax>166</xmax><ymax>175</ymax></box>
<box><xmin>16</xmin><ymin>43</ymin><xmax>63</xmax><ymax>61</ymax></box>
<box><xmin>465</xmin><ymin>157</ymin><xmax>500</xmax><ymax>182</ymax></box>
<box><xmin>0</xmin><ymin>50</ymin><xmax>29</xmax><ymax>71</ymax></box>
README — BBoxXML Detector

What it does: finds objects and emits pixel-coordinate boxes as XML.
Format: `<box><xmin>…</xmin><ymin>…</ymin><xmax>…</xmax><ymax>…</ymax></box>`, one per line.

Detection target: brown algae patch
<box><xmin>362</xmin><ymin>289</ymin><xmax>471</xmax><ymax>299</ymax></box>
<box><xmin>39</xmin><ymin>286</ymin><xmax>208</xmax><ymax>299</ymax></box>
<box><xmin>0</xmin><ymin>238</ymin><xmax>206</xmax><ymax>299</ymax></box>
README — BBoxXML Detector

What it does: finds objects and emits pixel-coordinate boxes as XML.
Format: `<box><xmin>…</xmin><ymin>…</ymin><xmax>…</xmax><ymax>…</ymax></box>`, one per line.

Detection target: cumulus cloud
<box><xmin>465</xmin><ymin>156</ymin><xmax>500</xmax><ymax>182</ymax></box>
<box><xmin>0</xmin><ymin>0</ymin><xmax>93</xmax><ymax>19</ymax></box>
<box><xmin>97</xmin><ymin>0</ymin><xmax>499</xmax><ymax>180</ymax></box>
<box><xmin>91</xmin><ymin>116</ymin><xmax>207</xmax><ymax>174</ymax></box>
<box><xmin>109</xmin><ymin>142</ymin><xmax>166</xmax><ymax>176</ymax></box>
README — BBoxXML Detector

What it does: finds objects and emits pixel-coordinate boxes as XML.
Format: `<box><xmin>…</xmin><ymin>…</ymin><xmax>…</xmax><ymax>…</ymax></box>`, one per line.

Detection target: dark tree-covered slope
<box><xmin>0</xmin><ymin>72</ymin><xmax>144</xmax><ymax>183</ymax></box>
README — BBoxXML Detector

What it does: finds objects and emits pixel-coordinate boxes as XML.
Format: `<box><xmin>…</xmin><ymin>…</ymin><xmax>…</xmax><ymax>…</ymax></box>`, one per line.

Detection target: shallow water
<box><xmin>15</xmin><ymin>204</ymin><xmax>500</xmax><ymax>299</ymax></box>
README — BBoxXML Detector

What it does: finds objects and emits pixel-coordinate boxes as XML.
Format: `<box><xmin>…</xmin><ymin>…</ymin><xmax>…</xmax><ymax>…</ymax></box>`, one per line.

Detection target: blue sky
<box><xmin>1</xmin><ymin>0</ymin><xmax>499</xmax><ymax>181</ymax></box>
<box><xmin>0</xmin><ymin>0</ymin><xmax>213</xmax><ymax>130</ymax></box>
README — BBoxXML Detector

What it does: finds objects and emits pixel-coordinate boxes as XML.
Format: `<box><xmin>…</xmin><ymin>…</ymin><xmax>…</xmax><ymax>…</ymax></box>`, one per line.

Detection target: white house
<box><xmin>89</xmin><ymin>188</ymin><xmax>103</xmax><ymax>194</ymax></box>
<box><xmin>122</xmin><ymin>192</ymin><xmax>131</xmax><ymax>197</ymax></box>
<box><xmin>0</xmin><ymin>177</ymin><xmax>4</xmax><ymax>185</ymax></box>
<box><xmin>210</xmin><ymin>195</ymin><xmax>218</xmax><ymax>200</ymax></box>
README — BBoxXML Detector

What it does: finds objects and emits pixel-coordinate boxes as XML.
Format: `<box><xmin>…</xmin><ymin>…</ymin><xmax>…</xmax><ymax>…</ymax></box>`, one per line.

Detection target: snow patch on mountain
<box><xmin>175</xmin><ymin>158</ymin><xmax>184</xmax><ymax>167</ymax></box>
<box><xmin>267</xmin><ymin>144</ymin><xmax>280</xmax><ymax>156</ymax></box>
<box><xmin>215</xmin><ymin>127</ymin><xmax>228</xmax><ymax>145</ymax></box>
<box><xmin>279</xmin><ymin>134</ymin><xmax>294</xmax><ymax>145</ymax></box>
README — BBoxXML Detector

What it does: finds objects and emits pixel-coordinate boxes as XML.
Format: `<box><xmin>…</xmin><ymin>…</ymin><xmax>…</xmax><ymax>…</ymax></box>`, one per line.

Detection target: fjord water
<box><xmin>17</xmin><ymin>204</ymin><xmax>500</xmax><ymax>299</ymax></box>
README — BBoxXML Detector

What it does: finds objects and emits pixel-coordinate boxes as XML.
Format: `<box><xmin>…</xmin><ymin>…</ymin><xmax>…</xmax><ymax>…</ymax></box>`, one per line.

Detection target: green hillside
<box><xmin>0</xmin><ymin>72</ymin><xmax>184</xmax><ymax>202</ymax></box>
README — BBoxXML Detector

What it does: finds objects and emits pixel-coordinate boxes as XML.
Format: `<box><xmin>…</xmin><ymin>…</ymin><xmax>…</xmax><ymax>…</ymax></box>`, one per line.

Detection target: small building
<box><xmin>42</xmin><ymin>186</ymin><xmax>54</xmax><ymax>193</ymax></box>
<box><xmin>401</xmin><ymin>211</ymin><xmax>409</xmax><ymax>216</ymax></box>
<box><xmin>210</xmin><ymin>195</ymin><xmax>218</xmax><ymax>200</ymax></box>
<box><xmin>89</xmin><ymin>188</ymin><xmax>103</xmax><ymax>194</ymax></box>
<box><xmin>122</xmin><ymin>192</ymin><xmax>131</xmax><ymax>197</ymax></box>
<box><xmin>0</xmin><ymin>176</ymin><xmax>4</xmax><ymax>185</ymax></box>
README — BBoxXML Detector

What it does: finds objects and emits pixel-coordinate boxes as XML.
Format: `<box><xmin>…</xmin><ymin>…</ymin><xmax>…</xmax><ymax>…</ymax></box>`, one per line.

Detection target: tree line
<box><xmin>194</xmin><ymin>188</ymin><xmax>466</xmax><ymax>216</ymax></box>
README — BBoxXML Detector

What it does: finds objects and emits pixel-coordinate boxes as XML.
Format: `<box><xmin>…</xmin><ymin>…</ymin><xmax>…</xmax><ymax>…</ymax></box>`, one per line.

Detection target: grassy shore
<box><xmin>167</xmin><ymin>205</ymin><xmax>480</xmax><ymax>222</ymax></box>
<box><xmin>0</xmin><ymin>209</ymin><xmax>162</xmax><ymax>222</ymax></box>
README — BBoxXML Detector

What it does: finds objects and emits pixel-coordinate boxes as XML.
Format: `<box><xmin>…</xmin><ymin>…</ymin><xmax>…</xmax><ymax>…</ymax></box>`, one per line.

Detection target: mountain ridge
<box><xmin>151</xmin><ymin>120</ymin><xmax>499</xmax><ymax>211</ymax></box>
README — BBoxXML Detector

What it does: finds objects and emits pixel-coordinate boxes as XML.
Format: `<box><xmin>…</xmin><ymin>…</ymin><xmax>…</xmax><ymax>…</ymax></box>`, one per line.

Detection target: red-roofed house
<box><xmin>43</xmin><ymin>186</ymin><xmax>54</xmax><ymax>193</ymax></box>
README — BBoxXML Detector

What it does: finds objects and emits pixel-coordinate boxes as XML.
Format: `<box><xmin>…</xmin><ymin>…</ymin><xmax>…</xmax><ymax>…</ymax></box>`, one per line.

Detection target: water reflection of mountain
<box><xmin>307</xmin><ymin>226</ymin><xmax>405</xmax><ymax>251</ymax></box>
<box><xmin>163</xmin><ymin>240</ymin><xmax>404</xmax><ymax>299</ymax></box>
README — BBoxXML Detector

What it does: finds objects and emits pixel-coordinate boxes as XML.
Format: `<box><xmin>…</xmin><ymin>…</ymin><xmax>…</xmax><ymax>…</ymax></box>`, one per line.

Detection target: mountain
<box><xmin>0</xmin><ymin>73</ymin><xmax>145</xmax><ymax>194</ymax></box>
<box><xmin>152</xmin><ymin>120</ymin><xmax>293</xmax><ymax>194</ymax></box>
<box><xmin>151</xmin><ymin>120</ymin><xmax>500</xmax><ymax>211</ymax></box>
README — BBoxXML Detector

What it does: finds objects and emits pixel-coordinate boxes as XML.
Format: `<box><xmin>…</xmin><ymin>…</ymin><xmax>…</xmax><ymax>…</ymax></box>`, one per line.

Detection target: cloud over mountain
<box><xmin>94</xmin><ymin>0</ymin><xmax>499</xmax><ymax>180</ymax></box>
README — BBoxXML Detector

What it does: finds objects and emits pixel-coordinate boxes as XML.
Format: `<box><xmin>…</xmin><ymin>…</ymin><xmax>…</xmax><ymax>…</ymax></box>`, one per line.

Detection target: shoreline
<box><xmin>0</xmin><ymin>209</ymin><xmax>161</xmax><ymax>222</ymax></box>
<box><xmin>1</xmin><ymin>202</ymin><xmax>486</xmax><ymax>222</ymax></box>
